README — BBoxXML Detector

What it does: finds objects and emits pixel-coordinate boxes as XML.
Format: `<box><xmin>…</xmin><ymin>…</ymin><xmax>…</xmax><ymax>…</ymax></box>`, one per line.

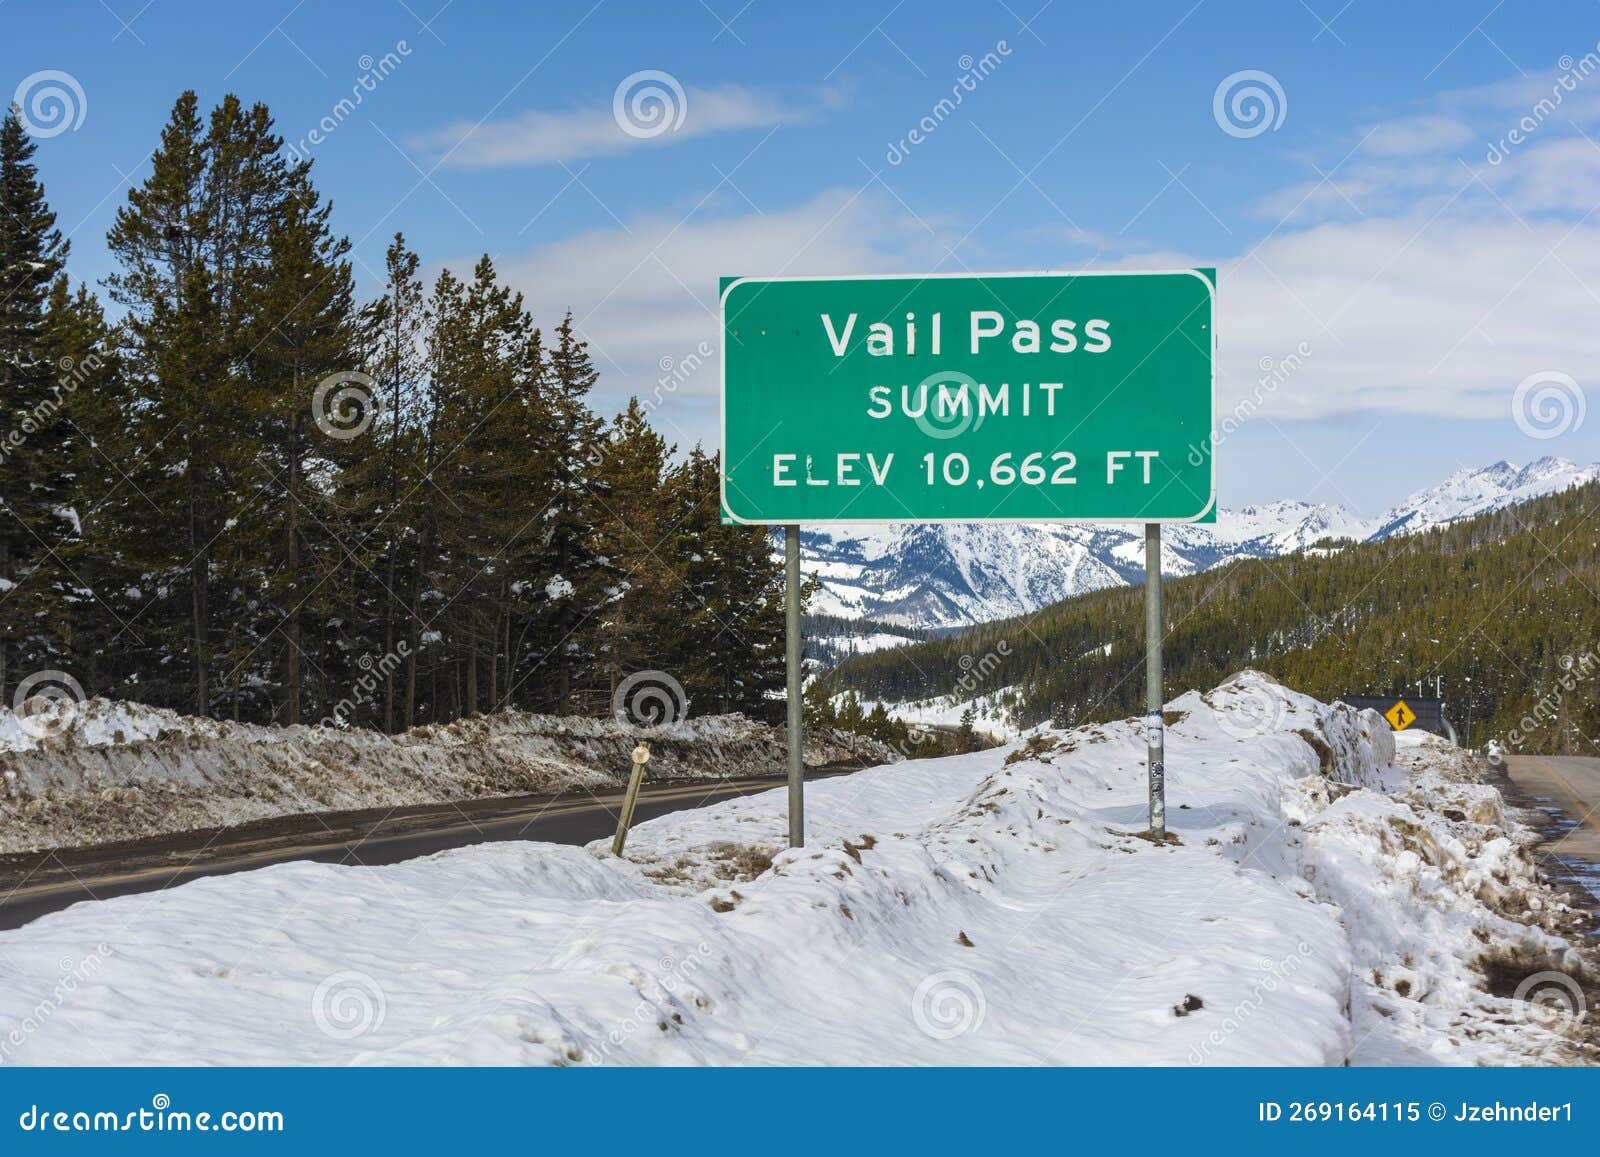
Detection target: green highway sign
<box><xmin>720</xmin><ymin>270</ymin><xmax>1215</xmax><ymax>524</ymax></box>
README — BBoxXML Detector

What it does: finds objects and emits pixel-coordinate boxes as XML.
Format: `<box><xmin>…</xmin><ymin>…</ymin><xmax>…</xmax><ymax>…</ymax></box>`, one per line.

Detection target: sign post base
<box><xmin>1146</xmin><ymin>522</ymin><xmax>1166</xmax><ymax>838</ymax></box>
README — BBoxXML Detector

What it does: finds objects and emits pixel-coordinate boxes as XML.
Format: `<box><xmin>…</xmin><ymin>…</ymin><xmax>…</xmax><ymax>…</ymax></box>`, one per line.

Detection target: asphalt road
<box><xmin>1503</xmin><ymin>755</ymin><xmax>1600</xmax><ymax>860</ymax></box>
<box><xmin>0</xmin><ymin>772</ymin><xmax>837</xmax><ymax>932</ymax></box>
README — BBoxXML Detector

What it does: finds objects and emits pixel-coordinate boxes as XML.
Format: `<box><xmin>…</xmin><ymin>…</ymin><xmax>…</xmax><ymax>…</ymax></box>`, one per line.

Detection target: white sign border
<box><xmin>718</xmin><ymin>268</ymin><xmax>1217</xmax><ymax>526</ymax></box>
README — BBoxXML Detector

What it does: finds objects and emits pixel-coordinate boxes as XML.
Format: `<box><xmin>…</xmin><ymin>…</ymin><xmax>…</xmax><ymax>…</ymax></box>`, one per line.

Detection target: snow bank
<box><xmin>0</xmin><ymin>698</ymin><xmax>899</xmax><ymax>854</ymax></box>
<box><xmin>0</xmin><ymin>671</ymin><xmax>1591</xmax><ymax>1066</ymax></box>
<box><xmin>1300</xmin><ymin>729</ymin><xmax>1593</xmax><ymax>1063</ymax></box>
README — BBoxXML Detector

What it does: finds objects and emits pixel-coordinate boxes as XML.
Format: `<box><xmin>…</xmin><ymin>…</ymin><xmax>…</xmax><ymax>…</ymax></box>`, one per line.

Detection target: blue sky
<box><xmin>6</xmin><ymin>0</ymin><xmax>1600</xmax><ymax>513</ymax></box>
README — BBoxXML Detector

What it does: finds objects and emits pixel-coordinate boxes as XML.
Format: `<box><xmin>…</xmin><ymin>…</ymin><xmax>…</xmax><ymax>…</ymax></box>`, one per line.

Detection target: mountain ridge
<box><xmin>796</xmin><ymin>456</ymin><xmax>1599</xmax><ymax>634</ymax></box>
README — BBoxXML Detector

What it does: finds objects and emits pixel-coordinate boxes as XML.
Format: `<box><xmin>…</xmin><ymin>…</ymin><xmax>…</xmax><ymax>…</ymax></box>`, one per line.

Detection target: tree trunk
<box><xmin>189</xmin><ymin>464</ymin><xmax>209</xmax><ymax>716</ymax></box>
<box><xmin>404</xmin><ymin>517</ymin><xmax>430</xmax><ymax>730</ymax></box>
<box><xmin>488</xmin><ymin>609</ymin><xmax>500</xmax><ymax>709</ymax></box>
<box><xmin>383</xmin><ymin>350</ymin><xmax>402</xmax><ymax>732</ymax></box>
<box><xmin>285</xmin><ymin>400</ymin><xmax>303</xmax><ymax>726</ymax></box>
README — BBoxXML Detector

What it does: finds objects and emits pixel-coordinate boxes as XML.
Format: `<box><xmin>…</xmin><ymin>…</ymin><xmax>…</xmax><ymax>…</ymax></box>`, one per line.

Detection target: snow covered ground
<box><xmin>0</xmin><ymin>672</ymin><xmax>1592</xmax><ymax>1066</ymax></box>
<box><xmin>0</xmin><ymin>698</ymin><xmax>898</xmax><ymax>855</ymax></box>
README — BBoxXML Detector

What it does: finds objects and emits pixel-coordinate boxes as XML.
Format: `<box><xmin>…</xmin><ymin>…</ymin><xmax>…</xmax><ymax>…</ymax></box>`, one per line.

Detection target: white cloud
<box><xmin>448</xmin><ymin>65</ymin><xmax>1600</xmax><ymax>455</ymax></box>
<box><xmin>1484</xmin><ymin>135</ymin><xmax>1600</xmax><ymax>213</ymax></box>
<box><xmin>485</xmin><ymin>189</ymin><xmax>957</xmax><ymax>446</ymax></box>
<box><xmin>1214</xmin><ymin>213</ymin><xmax>1600</xmax><ymax>423</ymax></box>
<box><xmin>1253</xmin><ymin>155</ymin><xmax>1457</xmax><ymax>222</ymax></box>
<box><xmin>1211</xmin><ymin>74</ymin><xmax>1600</xmax><ymax>432</ymax></box>
<box><xmin>1258</xmin><ymin>61</ymin><xmax>1600</xmax><ymax>224</ymax></box>
<box><xmin>1359</xmin><ymin>113</ymin><xmax>1476</xmax><ymax>156</ymax></box>
<box><xmin>411</xmin><ymin>84</ymin><xmax>797</xmax><ymax>168</ymax></box>
<box><xmin>478</xmin><ymin>191</ymin><xmax>1600</xmax><ymax>450</ymax></box>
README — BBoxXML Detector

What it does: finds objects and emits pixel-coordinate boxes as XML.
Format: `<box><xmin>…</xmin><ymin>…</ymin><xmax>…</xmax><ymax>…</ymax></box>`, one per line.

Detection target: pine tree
<box><xmin>535</xmin><ymin>311</ymin><xmax>604</xmax><ymax>710</ymax></box>
<box><xmin>35</xmin><ymin>278</ymin><xmax>131</xmax><ymax>694</ymax></box>
<box><xmin>423</xmin><ymin>258</ymin><xmax>552</xmax><ymax>719</ymax></box>
<box><xmin>105</xmin><ymin>91</ymin><xmax>222</xmax><ymax>713</ymax></box>
<box><xmin>586</xmin><ymin>398</ymin><xmax>673</xmax><ymax>702</ymax></box>
<box><xmin>957</xmin><ymin>705</ymin><xmax>977</xmax><ymax>753</ymax></box>
<box><xmin>803</xmin><ymin>677</ymin><xmax>838</xmax><ymax>729</ymax></box>
<box><xmin>0</xmin><ymin>106</ymin><xmax>70</xmax><ymax>695</ymax></box>
<box><xmin>350</xmin><ymin>233</ymin><xmax>428</xmax><ymax>730</ymax></box>
<box><xmin>12</xmin><ymin>88</ymin><xmax>851</xmax><ymax>739</ymax></box>
<box><xmin>663</xmin><ymin>448</ymin><xmax>786</xmax><ymax>720</ymax></box>
<box><xmin>104</xmin><ymin>93</ymin><xmax>362</xmax><ymax>721</ymax></box>
<box><xmin>239</xmin><ymin>145</ymin><xmax>355</xmax><ymax>724</ymax></box>
<box><xmin>463</xmin><ymin>259</ymin><xmax>550</xmax><ymax>717</ymax></box>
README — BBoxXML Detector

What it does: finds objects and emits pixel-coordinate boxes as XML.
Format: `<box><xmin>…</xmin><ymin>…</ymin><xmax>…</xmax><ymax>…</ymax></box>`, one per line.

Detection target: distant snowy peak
<box><xmin>800</xmin><ymin>458</ymin><xmax>1599</xmax><ymax>635</ymax></box>
<box><xmin>803</xmin><ymin>521</ymin><xmax>1125</xmax><ymax>630</ymax></box>
<box><xmin>1169</xmin><ymin>499</ymin><xmax>1372</xmax><ymax>562</ymax></box>
<box><xmin>1228</xmin><ymin>501</ymin><xmax>1370</xmax><ymax>545</ymax></box>
<box><xmin>1374</xmin><ymin>456</ymin><xmax>1598</xmax><ymax>536</ymax></box>
<box><xmin>1368</xmin><ymin>457</ymin><xmax>1600</xmax><ymax>539</ymax></box>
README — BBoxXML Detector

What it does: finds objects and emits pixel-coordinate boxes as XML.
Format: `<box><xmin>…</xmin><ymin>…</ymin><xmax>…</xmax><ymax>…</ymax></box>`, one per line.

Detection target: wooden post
<box><xmin>611</xmin><ymin>742</ymin><xmax>651</xmax><ymax>856</ymax></box>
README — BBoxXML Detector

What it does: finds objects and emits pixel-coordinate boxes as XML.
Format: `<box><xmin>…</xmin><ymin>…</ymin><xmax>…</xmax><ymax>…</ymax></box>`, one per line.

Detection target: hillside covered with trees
<box><xmin>826</xmin><ymin>481</ymin><xmax>1600</xmax><ymax>754</ymax></box>
<box><xmin>0</xmin><ymin>94</ymin><xmax>785</xmax><ymax>730</ymax></box>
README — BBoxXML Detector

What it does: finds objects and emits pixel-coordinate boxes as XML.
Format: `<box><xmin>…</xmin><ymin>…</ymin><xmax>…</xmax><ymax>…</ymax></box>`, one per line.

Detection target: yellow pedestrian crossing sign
<box><xmin>1340</xmin><ymin>694</ymin><xmax>1442</xmax><ymax>734</ymax></box>
<box><xmin>1384</xmin><ymin>700</ymin><xmax>1416</xmax><ymax>730</ymax></box>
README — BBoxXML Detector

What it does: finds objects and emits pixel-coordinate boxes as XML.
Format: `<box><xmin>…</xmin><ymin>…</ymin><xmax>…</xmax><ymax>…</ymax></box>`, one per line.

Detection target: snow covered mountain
<box><xmin>1366</xmin><ymin>456</ymin><xmax>1600</xmax><ymax>539</ymax></box>
<box><xmin>798</xmin><ymin>457</ymin><xmax>1599</xmax><ymax>632</ymax></box>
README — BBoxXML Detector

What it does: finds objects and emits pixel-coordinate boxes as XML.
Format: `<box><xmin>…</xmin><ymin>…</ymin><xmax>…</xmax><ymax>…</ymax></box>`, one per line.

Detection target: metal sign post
<box><xmin>1145</xmin><ymin>523</ymin><xmax>1165</xmax><ymax>838</ymax></box>
<box><xmin>785</xmin><ymin>524</ymin><xmax>804</xmax><ymax>847</ymax></box>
